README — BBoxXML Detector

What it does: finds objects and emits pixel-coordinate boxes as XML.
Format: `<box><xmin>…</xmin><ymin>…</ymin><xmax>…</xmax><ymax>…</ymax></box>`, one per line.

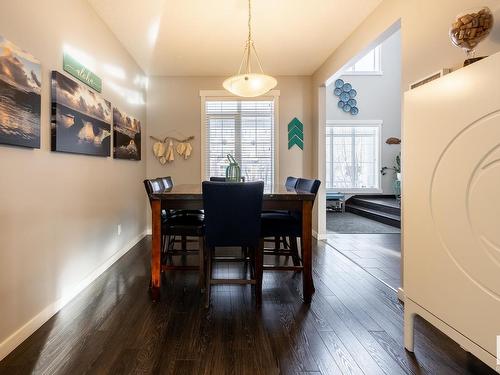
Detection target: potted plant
<box><xmin>381</xmin><ymin>152</ymin><xmax>401</xmax><ymax>178</ymax></box>
<box><xmin>381</xmin><ymin>153</ymin><xmax>401</xmax><ymax>202</ymax></box>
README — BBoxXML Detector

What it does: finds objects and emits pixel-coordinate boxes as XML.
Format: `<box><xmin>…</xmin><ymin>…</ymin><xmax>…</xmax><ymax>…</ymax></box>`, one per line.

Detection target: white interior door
<box><xmin>403</xmin><ymin>52</ymin><xmax>500</xmax><ymax>361</ymax></box>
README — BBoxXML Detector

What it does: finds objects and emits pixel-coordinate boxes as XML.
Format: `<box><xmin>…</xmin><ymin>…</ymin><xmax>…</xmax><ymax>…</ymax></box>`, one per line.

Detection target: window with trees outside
<box><xmin>325</xmin><ymin>121</ymin><xmax>381</xmax><ymax>192</ymax></box>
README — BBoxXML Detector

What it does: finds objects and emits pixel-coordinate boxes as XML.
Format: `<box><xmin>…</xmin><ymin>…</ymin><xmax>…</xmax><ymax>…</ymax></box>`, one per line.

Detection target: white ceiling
<box><xmin>88</xmin><ymin>0</ymin><xmax>382</xmax><ymax>76</ymax></box>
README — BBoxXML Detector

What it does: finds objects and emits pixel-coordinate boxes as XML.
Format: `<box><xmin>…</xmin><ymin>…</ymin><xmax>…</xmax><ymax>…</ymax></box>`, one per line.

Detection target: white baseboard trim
<box><xmin>397</xmin><ymin>287</ymin><xmax>405</xmax><ymax>302</ymax></box>
<box><xmin>313</xmin><ymin>230</ymin><xmax>327</xmax><ymax>241</ymax></box>
<box><xmin>146</xmin><ymin>228</ymin><xmax>152</xmax><ymax>235</ymax></box>
<box><xmin>0</xmin><ymin>230</ymin><xmax>147</xmax><ymax>362</ymax></box>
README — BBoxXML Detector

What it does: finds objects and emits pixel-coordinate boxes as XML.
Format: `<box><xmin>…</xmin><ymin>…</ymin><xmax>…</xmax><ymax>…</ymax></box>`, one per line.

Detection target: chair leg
<box><xmin>205</xmin><ymin>246</ymin><xmax>213</xmax><ymax>308</ymax></box>
<box><xmin>274</xmin><ymin>236</ymin><xmax>280</xmax><ymax>250</ymax></box>
<box><xmin>198</xmin><ymin>237</ymin><xmax>205</xmax><ymax>292</ymax></box>
<box><xmin>282</xmin><ymin>236</ymin><xmax>290</xmax><ymax>249</ymax></box>
<box><xmin>181</xmin><ymin>235</ymin><xmax>187</xmax><ymax>251</ymax></box>
<box><xmin>249</xmin><ymin>246</ymin><xmax>256</xmax><ymax>279</ymax></box>
<box><xmin>290</xmin><ymin>236</ymin><xmax>301</xmax><ymax>267</ymax></box>
<box><xmin>255</xmin><ymin>241</ymin><xmax>263</xmax><ymax>306</ymax></box>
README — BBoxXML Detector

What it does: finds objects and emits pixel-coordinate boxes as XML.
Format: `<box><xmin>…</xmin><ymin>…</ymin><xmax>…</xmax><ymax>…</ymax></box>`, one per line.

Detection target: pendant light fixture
<box><xmin>223</xmin><ymin>0</ymin><xmax>277</xmax><ymax>97</ymax></box>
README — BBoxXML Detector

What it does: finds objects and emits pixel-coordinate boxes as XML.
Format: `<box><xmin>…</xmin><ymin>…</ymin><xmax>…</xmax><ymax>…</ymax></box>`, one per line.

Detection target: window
<box><xmin>325</xmin><ymin>121</ymin><xmax>381</xmax><ymax>192</ymax></box>
<box><xmin>344</xmin><ymin>45</ymin><xmax>382</xmax><ymax>75</ymax></box>
<box><xmin>201</xmin><ymin>92</ymin><xmax>278</xmax><ymax>190</ymax></box>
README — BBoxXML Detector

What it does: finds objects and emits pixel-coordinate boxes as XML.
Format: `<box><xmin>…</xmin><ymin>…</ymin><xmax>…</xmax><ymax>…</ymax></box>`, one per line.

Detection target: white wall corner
<box><xmin>397</xmin><ymin>287</ymin><xmax>405</xmax><ymax>302</ymax></box>
<box><xmin>0</xmin><ymin>231</ymin><xmax>148</xmax><ymax>362</ymax></box>
<box><xmin>313</xmin><ymin>230</ymin><xmax>327</xmax><ymax>241</ymax></box>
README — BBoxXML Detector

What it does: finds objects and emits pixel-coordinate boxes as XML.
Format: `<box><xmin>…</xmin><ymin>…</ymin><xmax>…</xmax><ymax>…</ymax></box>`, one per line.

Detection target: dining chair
<box><xmin>264</xmin><ymin>176</ymin><xmax>299</xmax><ymax>251</ymax></box>
<box><xmin>261</xmin><ymin>177</ymin><xmax>321</xmax><ymax>273</ymax></box>
<box><xmin>143</xmin><ymin>178</ymin><xmax>205</xmax><ymax>288</ymax></box>
<box><xmin>209</xmin><ymin>177</ymin><xmax>226</xmax><ymax>182</ymax></box>
<box><xmin>202</xmin><ymin>181</ymin><xmax>264</xmax><ymax>307</ymax></box>
<box><xmin>285</xmin><ymin>176</ymin><xmax>299</xmax><ymax>189</ymax></box>
<box><xmin>161</xmin><ymin>176</ymin><xmax>173</xmax><ymax>190</ymax></box>
<box><xmin>159</xmin><ymin>176</ymin><xmax>203</xmax><ymax>251</ymax></box>
<box><xmin>209</xmin><ymin>176</ymin><xmax>246</xmax><ymax>182</ymax></box>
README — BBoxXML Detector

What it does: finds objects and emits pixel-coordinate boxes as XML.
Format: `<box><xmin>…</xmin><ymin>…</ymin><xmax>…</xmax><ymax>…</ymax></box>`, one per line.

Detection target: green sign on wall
<box><xmin>288</xmin><ymin>117</ymin><xmax>304</xmax><ymax>150</ymax></box>
<box><xmin>63</xmin><ymin>52</ymin><xmax>102</xmax><ymax>92</ymax></box>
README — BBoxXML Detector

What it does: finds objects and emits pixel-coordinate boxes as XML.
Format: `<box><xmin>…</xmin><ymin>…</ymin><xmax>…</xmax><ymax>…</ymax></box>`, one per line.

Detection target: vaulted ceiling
<box><xmin>87</xmin><ymin>0</ymin><xmax>382</xmax><ymax>76</ymax></box>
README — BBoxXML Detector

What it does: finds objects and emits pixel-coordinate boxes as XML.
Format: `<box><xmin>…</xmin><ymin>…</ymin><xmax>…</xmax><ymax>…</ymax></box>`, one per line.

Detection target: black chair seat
<box><xmin>164</xmin><ymin>213</ymin><xmax>204</xmax><ymax>236</ymax></box>
<box><xmin>261</xmin><ymin>212</ymin><xmax>301</xmax><ymax>237</ymax></box>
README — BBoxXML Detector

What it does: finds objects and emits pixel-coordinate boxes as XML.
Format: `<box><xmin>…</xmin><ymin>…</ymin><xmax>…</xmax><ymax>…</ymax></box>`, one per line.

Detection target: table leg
<box><xmin>151</xmin><ymin>199</ymin><xmax>161</xmax><ymax>301</ymax></box>
<box><xmin>302</xmin><ymin>200</ymin><xmax>314</xmax><ymax>303</ymax></box>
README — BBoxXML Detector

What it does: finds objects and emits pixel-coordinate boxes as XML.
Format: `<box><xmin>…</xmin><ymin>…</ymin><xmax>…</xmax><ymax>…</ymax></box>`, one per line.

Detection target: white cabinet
<box><xmin>403</xmin><ymin>52</ymin><xmax>500</xmax><ymax>371</ymax></box>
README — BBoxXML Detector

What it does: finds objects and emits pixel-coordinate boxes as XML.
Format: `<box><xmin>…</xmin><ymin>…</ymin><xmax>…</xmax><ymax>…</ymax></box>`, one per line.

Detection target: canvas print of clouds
<box><xmin>0</xmin><ymin>36</ymin><xmax>41</xmax><ymax>148</ymax></box>
<box><xmin>113</xmin><ymin>107</ymin><xmax>141</xmax><ymax>160</ymax></box>
<box><xmin>51</xmin><ymin>71</ymin><xmax>111</xmax><ymax>157</ymax></box>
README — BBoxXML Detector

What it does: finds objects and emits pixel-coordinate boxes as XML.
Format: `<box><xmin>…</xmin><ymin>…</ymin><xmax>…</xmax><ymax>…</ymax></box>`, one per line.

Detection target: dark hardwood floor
<box><xmin>0</xmin><ymin>236</ymin><xmax>495</xmax><ymax>375</ymax></box>
<box><xmin>326</xmin><ymin>234</ymin><xmax>402</xmax><ymax>290</ymax></box>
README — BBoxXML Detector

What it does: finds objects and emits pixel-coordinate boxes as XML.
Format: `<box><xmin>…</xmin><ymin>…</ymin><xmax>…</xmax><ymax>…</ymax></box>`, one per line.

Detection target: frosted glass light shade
<box><xmin>223</xmin><ymin>73</ymin><xmax>277</xmax><ymax>97</ymax></box>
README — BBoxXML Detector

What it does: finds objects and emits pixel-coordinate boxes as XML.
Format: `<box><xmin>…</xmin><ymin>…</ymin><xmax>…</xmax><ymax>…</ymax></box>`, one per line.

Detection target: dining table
<box><xmin>149</xmin><ymin>183</ymin><xmax>316</xmax><ymax>303</ymax></box>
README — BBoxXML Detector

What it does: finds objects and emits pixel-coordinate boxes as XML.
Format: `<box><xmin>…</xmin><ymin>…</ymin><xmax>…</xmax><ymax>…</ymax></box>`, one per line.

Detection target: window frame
<box><xmin>200</xmin><ymin>90</ymin><xmax>280</xmax><ymax>188</ymax></box>
<box><xmin>342</xmin><ymin>45</ymin><xmax>383</xmax><ymax>76</ymax></box>
<box><xmin>325</xmin><ymin>119</ymin><xmax>383</xmax><ymax>194</ymax></box>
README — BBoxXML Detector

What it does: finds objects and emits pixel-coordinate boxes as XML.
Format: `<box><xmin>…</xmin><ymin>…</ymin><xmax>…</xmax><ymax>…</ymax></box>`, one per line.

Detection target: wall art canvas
<box><xmin>0</xmin><ymin>36</ymin><xmax>41</xmax><ymax>148</ymax></box>
<box><xmin>113</xmin><ymin>107</ymin><xmax>141</xmax><ymax>160</ymax></box>
<box><xmin>51</xmin><ymin>71</ymin><xmax>111</xmax><ymax>157</ymax></box>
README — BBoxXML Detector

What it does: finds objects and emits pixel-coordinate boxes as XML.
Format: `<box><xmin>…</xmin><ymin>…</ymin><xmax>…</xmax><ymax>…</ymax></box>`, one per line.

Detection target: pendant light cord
<box><xmin>248</xmin><ymin>0</ymin><xmax>252</xmax><ymax>42</ymax></box>
<box><xmin>237</xmin><ymin>0</ymin><xmax>265</xmax><ymax>75</ymax></box>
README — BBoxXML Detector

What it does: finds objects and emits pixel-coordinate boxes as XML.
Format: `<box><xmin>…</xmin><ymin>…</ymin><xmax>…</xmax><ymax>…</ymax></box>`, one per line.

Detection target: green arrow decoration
<box><xmin>288</xmin><ymin>117</ymin><xmax>304</xmax><ymax>150</ymax></box>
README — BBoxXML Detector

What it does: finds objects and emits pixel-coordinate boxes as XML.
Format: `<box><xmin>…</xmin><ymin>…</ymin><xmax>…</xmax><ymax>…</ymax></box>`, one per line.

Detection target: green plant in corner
<box><xmin>380</xmin><ymin>152</ymin><xmax>401</xmax><ymax>176</ymax></box>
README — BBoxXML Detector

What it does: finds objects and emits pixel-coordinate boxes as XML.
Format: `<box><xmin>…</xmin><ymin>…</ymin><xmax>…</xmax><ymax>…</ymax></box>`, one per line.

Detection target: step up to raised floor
<box><xmin>346</xmin><ymin>196</ymin><xmax>401</xmax><ymax>228</ymax></box>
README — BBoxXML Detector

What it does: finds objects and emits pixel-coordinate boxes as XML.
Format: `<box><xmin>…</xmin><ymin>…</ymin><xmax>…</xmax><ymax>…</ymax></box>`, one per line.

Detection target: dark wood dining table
<box><xmin>149</xmin><ymin>184</ymin><xmax>316</xmax><ymax>303</ymax></box>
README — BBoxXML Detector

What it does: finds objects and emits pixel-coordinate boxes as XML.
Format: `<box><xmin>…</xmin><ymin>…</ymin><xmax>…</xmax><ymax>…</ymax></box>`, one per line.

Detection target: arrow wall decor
<box><xmin>288</xmin><ymin>117</ymin><xmax>304</xmax><ymax>150</ymax></box>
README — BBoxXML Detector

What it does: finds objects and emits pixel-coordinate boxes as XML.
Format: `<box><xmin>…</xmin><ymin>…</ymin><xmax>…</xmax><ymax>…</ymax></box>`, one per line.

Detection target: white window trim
<box><xmin>199</xmin><ymin>90</ymin><xmax>280</xmax><ymax>187</ymax></box>
<box><xmin>342</xmin><ymin>45</ymin><xmax>383</xmax><ymax>76</ymax></box>
<box><xmin>325</xmin><ymin>119</ymin><xmax>383</xmax><ymax>194</ymax></box>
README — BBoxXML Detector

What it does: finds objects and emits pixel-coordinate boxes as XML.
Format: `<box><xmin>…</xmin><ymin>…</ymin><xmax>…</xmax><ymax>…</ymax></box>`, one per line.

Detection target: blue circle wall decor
<box><xmin>340</xmin><ymin>92</ymin><xmax>350</xmax><ymax>102</ymax></box>
<box><xmin>333</xmin><ymin>79</ymin><xmax>359</xmax><ymax>116</ymax></box>
<box><xmin>335</xmin><ymin>79</ymin><xmax>344</xmax><ymax>88</ymax></box>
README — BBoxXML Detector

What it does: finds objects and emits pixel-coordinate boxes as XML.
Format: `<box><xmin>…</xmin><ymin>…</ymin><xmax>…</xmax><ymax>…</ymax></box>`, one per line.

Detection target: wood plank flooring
<box><xmin>0</xmin><ymin>236</ymin><xmax>496</xmax><ymax>375</ymax></box>
<box><xmin>326</xmin><ymin>234</ymin><xmax>401</xmax><ymax>290</ymax></box>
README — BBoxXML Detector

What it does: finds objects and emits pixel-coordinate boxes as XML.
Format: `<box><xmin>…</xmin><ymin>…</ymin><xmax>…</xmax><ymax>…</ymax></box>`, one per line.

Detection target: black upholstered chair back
<box><xmin>161</xmin><ymin>176</ymin><xmax>173</xmax><ymax>190</ymax></box>
<box><xmin>202</xmin><ymin>181</ymin><xmax>264</xmax><ymax>248</ymax></box>
<box><xmin>296</xmin><ymin>178</ymin><xmax>321</xmax><ymax>198</ymax></box>
<box><xmin>143</xmin><ymin>179</ymin><xmax>153</xmax><ymax>197</ymax></box>
<box><xmin>143</xmin><ymin>178</ymin><xmax>164</xmax><ymax>203</ymax></box>
<box><xmin>209</xmin><ymin>177</ymin><xmax>226</xmax><ymax>182</ymax></box>
<box><xmin>285</xmin><ymin>176</ymin><xmax>299</xmax><ymax>189</ymax></box>
<box><xmin>209</xmin><ymin>176</ymin><xmax>246</xmax><ymax>182</ymax></box>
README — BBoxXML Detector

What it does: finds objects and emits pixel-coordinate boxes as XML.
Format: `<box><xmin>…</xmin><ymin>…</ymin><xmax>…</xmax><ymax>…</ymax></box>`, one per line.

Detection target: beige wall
<box><xmin>146</xmin><ymin>76</ymin><xmax>313</xmax><ymax>186</ymax></box>
<box><xmin>0</xmin><ymin>0</ymin><xmax>147</xmax><ymax>359</ymax></box>
<box><xmin>312</xmin><ymin>0</ymin><xmax>500</xmax><ymax>236</ymax></box>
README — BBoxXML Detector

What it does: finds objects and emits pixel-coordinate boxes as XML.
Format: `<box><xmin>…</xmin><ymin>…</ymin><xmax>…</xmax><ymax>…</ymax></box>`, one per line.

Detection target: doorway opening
<box><xmin>322</xmin><ymin>25</ymin><xmax>402</xmax><ymax>291</ymax></box>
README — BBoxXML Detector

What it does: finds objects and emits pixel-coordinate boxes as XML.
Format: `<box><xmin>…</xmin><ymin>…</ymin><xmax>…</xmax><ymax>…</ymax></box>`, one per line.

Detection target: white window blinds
<box><xmin>326</xmin><ymin>123</ymin><xmax>381</xmax><ymax>190</ymax></box>
<box><xmin>204</xmin><ymin>99</ymin><xmax>275</xmax><ymax>189</ymax></box>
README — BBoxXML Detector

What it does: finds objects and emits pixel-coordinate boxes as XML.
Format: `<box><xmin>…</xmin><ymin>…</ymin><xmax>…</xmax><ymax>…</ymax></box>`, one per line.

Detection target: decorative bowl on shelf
<box><xmin>449</xmin><ymin>7</ymin><xmax>494</xmax><ymax>65</ymax></box>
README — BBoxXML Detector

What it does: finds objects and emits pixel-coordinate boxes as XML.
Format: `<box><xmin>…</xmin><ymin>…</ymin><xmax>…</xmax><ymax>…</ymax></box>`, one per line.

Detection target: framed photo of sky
<box><xmin>0</xmin><ymin>36</ymin><xmax>41</xmax><ymax>148</ymax></box>
<box><xmin>113</xmin><ymin>107</ymin><xmax>141</xmax><ymax>160</ymax></box>
<box><xmin>51</xmin><ymin>71</ymin><xmax>111</xmax><ymax>157</ymax></box>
